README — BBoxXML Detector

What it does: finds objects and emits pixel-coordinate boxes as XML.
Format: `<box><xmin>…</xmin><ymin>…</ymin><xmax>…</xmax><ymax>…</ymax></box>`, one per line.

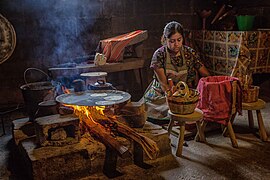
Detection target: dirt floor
<box><xmin>1</xmin><ymin>79</ymin><xmax>270</xmax><ymax>180</ymax></box>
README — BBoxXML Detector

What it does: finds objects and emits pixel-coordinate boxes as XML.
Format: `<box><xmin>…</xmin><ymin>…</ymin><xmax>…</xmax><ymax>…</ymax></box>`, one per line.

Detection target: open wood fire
<box><xmin>57</xmin><ymin>85</ymin><xmax>159</xmax><ymax>160</ymax></box>
<box><xmin>64</xmin><ymin>104</ymin><xmax>159</xmax><ymax>160</ymax></box>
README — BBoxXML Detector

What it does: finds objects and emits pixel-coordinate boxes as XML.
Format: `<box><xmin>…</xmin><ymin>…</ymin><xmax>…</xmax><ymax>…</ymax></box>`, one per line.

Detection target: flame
<box><xmin>59</xmin><ymin>85</ymin><xmax>116</xmax><ymax>138</ymax></box>
<box><xmin>60</xmin><ymin>85</ymin><xmax>107</xmax><ymax>125</ymax></box>
<box><xmin>94</xmin><ymin>106</ymin><xmax>105</xmax><ymax>115</ymax></box>
<box><xmin>64</xmin><ymin>104</ymin><xmax>107</xmax><ymax>126</ymax></box>
<box><xmin>61</xmin><ymin>101</ymin><xmax>159</xmax><ymax>160</ymax></box>
<box><xmin>62</xmin><ymin>86</ymin><xmax>70</xmax><ymax>94</ymax></box>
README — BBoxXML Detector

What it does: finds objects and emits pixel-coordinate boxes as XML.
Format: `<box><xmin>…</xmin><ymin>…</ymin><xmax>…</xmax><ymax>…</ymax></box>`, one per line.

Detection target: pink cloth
<box><xmin>197</xmin><ymin>76</ymin><xmax>242</xmax><ymax>125</ymax></box>
<box><xmin>100</xmin><ymin>30</ymin><xmax>144</xmax><ymax>63</ymax></box>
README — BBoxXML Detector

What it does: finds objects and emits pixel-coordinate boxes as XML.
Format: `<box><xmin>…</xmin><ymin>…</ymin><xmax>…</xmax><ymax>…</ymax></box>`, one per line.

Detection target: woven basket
<box><xmin>166</xmin><ymin>81</ymin><xmax>199</xmax><ymax>115</ymax></box>
<box><xmin>242</xmin><ymin>85</ymin><xmax>259</xmax><ymax>103</ymax></box>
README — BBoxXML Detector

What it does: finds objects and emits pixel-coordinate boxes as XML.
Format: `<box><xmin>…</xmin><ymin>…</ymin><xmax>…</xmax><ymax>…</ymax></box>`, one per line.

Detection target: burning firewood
<box><xmin>73</xmin><ymin>106</ymin><xmax>131</xmax><ymax>158</ymax></box>
<box><xmin>70</xmin><ymin>105</ymin><xmax>159</xmax><ymax>160</ymax></box>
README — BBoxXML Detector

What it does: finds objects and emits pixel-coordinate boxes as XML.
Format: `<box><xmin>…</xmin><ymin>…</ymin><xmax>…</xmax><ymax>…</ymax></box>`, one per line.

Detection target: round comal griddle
<box><xmin>56</xmin><ymin>90</ymin><xmax>131</xmax><ymax>106</ymax></box>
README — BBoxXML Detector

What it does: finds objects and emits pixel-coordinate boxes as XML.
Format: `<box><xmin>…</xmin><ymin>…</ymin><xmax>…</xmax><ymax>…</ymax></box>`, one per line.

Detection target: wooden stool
<box><xmin>242</xmin><ymin>99</ymin><xmax>268</xmax><ymax>141</ymax></box>
<box><xmin>167</xmin><ymin>109</ymin><xmax>205</xmax><ymax>157</ymax></box>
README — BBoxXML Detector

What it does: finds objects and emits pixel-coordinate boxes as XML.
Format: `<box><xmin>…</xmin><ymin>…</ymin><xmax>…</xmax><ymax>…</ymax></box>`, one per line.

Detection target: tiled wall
<box><xmin>189</xmin><ymin>30</ymin><xmax>270</xmax><ymax>76</ymax></box>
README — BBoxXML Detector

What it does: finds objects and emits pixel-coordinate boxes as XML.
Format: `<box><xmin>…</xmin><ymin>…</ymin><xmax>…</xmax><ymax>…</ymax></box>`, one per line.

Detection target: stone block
<box><xmin>12</xmin><ymin>117</ymin><xmax>35</xmax><ymax>145</ymax></box>
<box><xmin>18</xmin><ymin>136</ymin><xmax>105</xmax><ymax>180</ymax></box>
<box><xmin>35</xmin><ymin>114</ymin><xmax>80</xmax><ymax>147</ymax></box>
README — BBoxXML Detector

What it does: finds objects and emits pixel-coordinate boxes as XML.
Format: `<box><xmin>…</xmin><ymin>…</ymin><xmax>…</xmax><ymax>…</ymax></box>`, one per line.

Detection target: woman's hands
<box><xmin>154</xmin><ymin>68</ymin><xmax>170</xmax><ymax>93</ymax></box>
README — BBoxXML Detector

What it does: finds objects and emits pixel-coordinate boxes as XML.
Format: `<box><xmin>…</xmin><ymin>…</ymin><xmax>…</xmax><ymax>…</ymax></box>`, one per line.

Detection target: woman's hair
<box><xmin>161</xmin><ymin>21</ymin><xmax>184</xmax><ymax>45</ymax></box>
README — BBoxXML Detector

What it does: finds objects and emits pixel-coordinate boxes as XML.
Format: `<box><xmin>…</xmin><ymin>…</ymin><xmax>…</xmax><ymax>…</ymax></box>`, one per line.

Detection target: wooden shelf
<box><xmin>49</xmin><ymin>58</ymin><xmax>147</xmax><ymax>78</ymax></box>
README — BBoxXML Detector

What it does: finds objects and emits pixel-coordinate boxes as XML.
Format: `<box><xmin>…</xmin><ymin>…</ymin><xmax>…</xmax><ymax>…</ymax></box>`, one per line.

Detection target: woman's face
<box><xmin>166</xmin><ymin>32</ymin><xmax>183</xmax><ymax>54</ymax></box>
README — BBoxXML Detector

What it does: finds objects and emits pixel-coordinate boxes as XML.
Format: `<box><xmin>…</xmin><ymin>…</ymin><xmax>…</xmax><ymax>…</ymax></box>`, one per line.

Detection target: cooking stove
<box><xmin>12</xmin><ymin>84</ymin><xmax>171</xmax><ymax>179</ymax></box>
<box><xmin>12</xmin><ymin>117</ymin><xmax>171</xmax><ymax>179</ymax></box>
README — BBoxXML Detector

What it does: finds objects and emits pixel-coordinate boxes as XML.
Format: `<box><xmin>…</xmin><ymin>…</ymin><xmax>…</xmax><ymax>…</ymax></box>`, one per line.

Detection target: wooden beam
<box><xmin>49</xmin><ymin>58</ymin><xmax>146</xmax><ymax>78</ymax></box>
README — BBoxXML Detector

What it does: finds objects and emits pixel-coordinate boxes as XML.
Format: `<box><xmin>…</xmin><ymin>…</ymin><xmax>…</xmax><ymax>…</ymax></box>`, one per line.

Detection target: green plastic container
<box><xmin>236</xmin><ymin>15</ymin><xmax>255</xmax><ymax>31</ymax></box>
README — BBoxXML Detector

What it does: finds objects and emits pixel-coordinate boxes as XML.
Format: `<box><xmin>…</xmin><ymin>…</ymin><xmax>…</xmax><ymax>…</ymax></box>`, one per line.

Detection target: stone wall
<box><xmin>0</xmin><ymin>0</ymin><xmax>270</xmax><ymax>107</ymax></box>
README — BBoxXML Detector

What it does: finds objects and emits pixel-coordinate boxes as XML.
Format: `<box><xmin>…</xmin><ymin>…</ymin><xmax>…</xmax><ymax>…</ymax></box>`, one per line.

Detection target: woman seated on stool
<box><xmin>144</xmin><ymin>21</ymin><xmax>210</xmax><ymax>121</ymax></box>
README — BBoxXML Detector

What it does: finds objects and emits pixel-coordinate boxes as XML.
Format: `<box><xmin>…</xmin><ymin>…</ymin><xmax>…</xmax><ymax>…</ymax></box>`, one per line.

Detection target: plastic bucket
<box><xmin>236</xmin><ymin>15</ymin><xmax>255</xmax><ymax>31</ymax></box>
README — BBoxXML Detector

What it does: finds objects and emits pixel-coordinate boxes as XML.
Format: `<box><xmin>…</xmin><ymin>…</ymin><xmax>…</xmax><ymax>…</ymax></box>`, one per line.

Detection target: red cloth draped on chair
<box><xmin>196</xmin><ymin>76</ymin><xmax>242</xmax><ymax>125</ymax></box>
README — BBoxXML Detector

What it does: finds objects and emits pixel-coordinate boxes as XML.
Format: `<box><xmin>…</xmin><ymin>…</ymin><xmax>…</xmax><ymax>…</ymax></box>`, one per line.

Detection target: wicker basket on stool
<box><xmin>242</xmin><ymin>85</ymin><xmax>259</xmax><ymax>103</ymax></box>
<box><xmin>166</xmin><ymin>81</ymin><xmax>199</xmax><ymax>115</ymax></box>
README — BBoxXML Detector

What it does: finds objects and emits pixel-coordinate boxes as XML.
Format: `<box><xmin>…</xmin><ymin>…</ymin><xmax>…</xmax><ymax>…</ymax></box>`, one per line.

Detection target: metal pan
<box><xmin>56</xmin><ymin>90</ymin><xmax>131</xmax><ymax>106</ymax></box>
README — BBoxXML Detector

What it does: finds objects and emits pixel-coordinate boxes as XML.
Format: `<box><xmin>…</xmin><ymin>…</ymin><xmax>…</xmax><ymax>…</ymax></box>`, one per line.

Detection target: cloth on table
<box><xmin>98</xmin><ymin>30</ymin><xmax>145</xmax><ymax>63</ymax></box>
<box><xmin>196</xmin><ymin>76</ymin><xmax>242</xmax><ymax>125</ymax></box>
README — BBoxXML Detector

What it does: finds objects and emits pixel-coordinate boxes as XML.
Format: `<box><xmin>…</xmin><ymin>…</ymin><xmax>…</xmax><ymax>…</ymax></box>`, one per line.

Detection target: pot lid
<box><xmin>56</xmin><ymin>90</ymin><xmax>131</xmax><ymax>106</ymax></box>
<box><xmin>0</xmin><ymin>14</ymin><xmax>16</xmax><ymax>64</ymax></box>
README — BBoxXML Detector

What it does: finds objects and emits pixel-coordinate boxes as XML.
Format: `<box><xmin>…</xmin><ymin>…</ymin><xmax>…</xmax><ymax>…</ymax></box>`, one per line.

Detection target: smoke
<box><xmin>3</xmin><ymin>0</ymin><xmax>101</xmax><ymax>66</ymax></box>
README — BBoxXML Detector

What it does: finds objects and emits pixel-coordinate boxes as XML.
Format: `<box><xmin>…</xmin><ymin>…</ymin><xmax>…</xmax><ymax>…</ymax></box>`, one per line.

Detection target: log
<box><xmin>96</xmin><ymin>115</ymin><xmax>159</xmax><ymax>160</ymax></box>
<box><xmin>115</xmin><ymin>121</ymin><xmax>159</xmax><ymax>160</ymax></box>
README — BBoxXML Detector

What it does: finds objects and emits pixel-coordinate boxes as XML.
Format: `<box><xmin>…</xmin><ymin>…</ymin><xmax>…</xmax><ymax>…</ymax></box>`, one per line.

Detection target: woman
<box><xmin>145</xmin><ymin>21</ymin><xmax>210</xmax><ymax>120</ymax></box>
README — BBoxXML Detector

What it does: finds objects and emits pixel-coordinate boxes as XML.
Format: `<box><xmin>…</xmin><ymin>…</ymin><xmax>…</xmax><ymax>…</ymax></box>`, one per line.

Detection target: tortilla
<box><xmin>104</xmin><ymin>95</ymin><xmax>123</xmax><ymax>101</ymax></box>
<box><xmin>90</xmin><ymin>93</ymin><xmax>108</xmax><ymax>97</ymax></box>
<box><xmin>95</xmin><ymin>101</ymin><xmax>113</xmax><ymax>106</ymax></box>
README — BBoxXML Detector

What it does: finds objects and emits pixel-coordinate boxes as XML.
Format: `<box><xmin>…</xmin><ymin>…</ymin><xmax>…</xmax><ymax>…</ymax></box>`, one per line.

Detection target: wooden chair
<box><xmin>167</xmin><ymin>108</ymin><xmax>205</xmax><ymax>157</ymax></box>
<box><xmin>242</xmin><ymin>99</ymin><xmax>268</xmax><ymax>141</ymax></box>
<box><xmin>195</xmin><ymin>79</ymin><xmax>240</xmax><ymax>148</ymax></box>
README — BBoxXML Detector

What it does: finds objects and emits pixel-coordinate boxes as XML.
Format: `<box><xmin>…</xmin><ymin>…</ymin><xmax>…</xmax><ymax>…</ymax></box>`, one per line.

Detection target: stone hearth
<box><xmin>12</xmin><ymin>115</ymin><xmax>171</xmax><ymax>179</ymax></box>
